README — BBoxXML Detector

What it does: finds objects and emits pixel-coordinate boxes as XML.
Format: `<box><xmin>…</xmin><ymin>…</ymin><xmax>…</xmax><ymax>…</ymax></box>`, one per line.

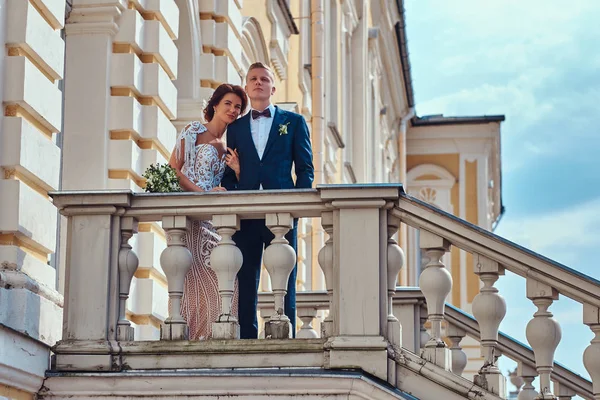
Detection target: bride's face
<box><xmin>215</xmin><ymin>93</ymin><xmax>243</xmax><ymax>124</ymax></box>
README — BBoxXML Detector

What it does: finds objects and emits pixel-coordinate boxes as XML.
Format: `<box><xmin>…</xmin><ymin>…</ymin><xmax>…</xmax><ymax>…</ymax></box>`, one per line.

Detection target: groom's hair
<box><xmin>247</xmin><ymin>62</ymin><xmax>275</xmax><ymax>82</ymax></box>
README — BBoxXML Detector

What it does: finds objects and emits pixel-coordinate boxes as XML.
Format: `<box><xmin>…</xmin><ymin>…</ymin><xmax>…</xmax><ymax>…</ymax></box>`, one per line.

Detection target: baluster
<box><xmin>419</xmin><ymin>305</ymin><xmax>430</xmax><ymax>349</ymax></box>
<box><xmin>258</xmin><ymin>308</ymin><xmax>274</xmax><ymax>339</ymax></box>
<box><xmin>317</xmin><ymin>211</ymin><xmax>334</xmax><ymax>338</ymax></box>
<box><xmin>508</xmin><ymin>367</ymin><xmax>524</xmax><ymax>398</ymax></box>
<box><xmin>553</xmin><ymin>382</ymin><xmax>575</xmax><ymax>400</ymax></box>
<box><xmin>297</xmin><ymin>306</ymin><xmax>319</xmax><ymax>338</ymax></box>
<box><xmin>583</xmin><ymin>304</ymin><xmax>600</xmax><ymax>400</ymax></box>
<box><xmin>116</xmin><ymin>217</ymin><xmax>139</xmax><ymax>341</ymax></box>
<box><xmin>446</xmin><ymin>324</ymin><xmax>467</xmax><ymax>376</ymax></box>
<box><xmin>386</xmin><ymin>214</ymin><xmax>405</xmax><ymax>348</ymax></box>
<box><xmin>210</xmin><ymin>214</ymin><xmax>243</xmax><ymax>339</ymax></box>
<box><xmin>525</xmin><ymin>279</ymin><xmax>561</xmax><ymax>399</ymax></box>
<box><xmin>263</xmin><ymin>213</ymin><xmax>296</xmax><ymax>339</ymax></box>
<box><xmin>517</xmin><ymin>362</ymin><xmax>539</xmax><ymax>400</ymax></box>
<box><xmin>160</xmin><ymin>216</ymin><xmax>193</xmax><ymax>340</ymax></box>
<box><xmin>418</xmin><ymin>229</ymin><xmax>452</xmax><ymax>370</ymax></box>
<box><xmin>472</xmin><ymin>255</ymin><xmax>506</xmax><ymax>395</ymax></box>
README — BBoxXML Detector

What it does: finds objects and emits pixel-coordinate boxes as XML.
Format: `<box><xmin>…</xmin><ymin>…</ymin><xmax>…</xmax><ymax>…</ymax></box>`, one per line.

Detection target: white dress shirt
<box><xmin>250</xmin><ymin>103</ymin><xmax>275</xmax><ymax>160</ymax></box>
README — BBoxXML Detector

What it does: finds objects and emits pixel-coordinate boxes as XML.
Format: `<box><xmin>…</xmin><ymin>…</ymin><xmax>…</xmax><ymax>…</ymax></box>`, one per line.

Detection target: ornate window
<box><xmin>406</xmin><ymin>164</ymin><xmax>457</xmax><ymax>286</ymax></box>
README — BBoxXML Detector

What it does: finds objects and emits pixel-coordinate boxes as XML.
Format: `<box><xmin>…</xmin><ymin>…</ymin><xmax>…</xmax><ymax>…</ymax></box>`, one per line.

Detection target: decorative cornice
<box><xmin>66</xmin><ymin>4</ymin><xmax>125</xmax><ymax>36</ymax></box>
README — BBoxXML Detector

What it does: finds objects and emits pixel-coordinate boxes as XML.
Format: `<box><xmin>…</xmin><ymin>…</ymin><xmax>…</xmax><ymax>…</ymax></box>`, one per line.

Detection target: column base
<box><xmin>265</xmin><ymin>318</ymin><xmax>292</xmax><ymax>339</ymax></box>
<box><xmin>474</xmin><ymin>372</ymin><xmax>506</xmax><ymax>396</ymax></box>
<box><xmin>325</xmin><ymin>336</ymin><xmax>388</xmax><ymax>381</ymax></box>
<box><xmin>117</xmin><ymin>325</ymin><xmax>134</xmax><ymax>341</ymax></box>
<box><xmin>160</xmin><ymin>322</ymin><xmax>189</xmax><ymax>340</ymax></box>
<box><xmin>421</xmin><ymin>346</ymin><xmax>452</xmax><ymax>370</ymax></box>
<box><xmin>211</xmin><ymin>321</ymin><xmax>240</xmax><ymax>339</ymax></box>
<box><xmin>387</xmin><ymin>318</ymin><xmax>402</xmax><ymax>347</ymax></box>
<box><xmin>321</xmin><ymin>319</ymin><xmax>333</xmax><ymax>338</ymax></box>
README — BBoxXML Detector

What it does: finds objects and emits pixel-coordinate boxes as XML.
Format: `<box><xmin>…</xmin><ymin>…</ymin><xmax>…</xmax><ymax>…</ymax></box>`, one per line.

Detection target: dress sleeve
<box><xmin>175</xmin><ymin>121</ymin><xmax>207</xmax><ymax>173</ymax></box>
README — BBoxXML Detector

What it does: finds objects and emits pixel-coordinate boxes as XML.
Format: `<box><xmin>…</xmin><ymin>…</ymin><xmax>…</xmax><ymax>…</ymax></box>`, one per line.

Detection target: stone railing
<box><xmin>391</xmin><ymin>195</ymin><xmax>600</xmax><ymax>400</ymax></box>
<box><xmin>259</xmin><ymin>289</ymin><xmax>595</xmax><ymax>399</ymax></box>
<box><xmin>49</xmin><ymin>186</ymin><xmax>599</xmax><ymax>400</ymax></box>
<box><xmin>49</xmin><ymin>184</ymin><xmax>405</xmax><ymax>379</ymax></box>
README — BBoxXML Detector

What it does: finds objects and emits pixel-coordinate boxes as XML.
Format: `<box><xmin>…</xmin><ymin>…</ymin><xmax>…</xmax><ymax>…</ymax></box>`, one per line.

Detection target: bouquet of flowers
<box><xmin>142</xmin><ymin>163</ymin><xmax>182</xmax><ymax>193</ymax></box>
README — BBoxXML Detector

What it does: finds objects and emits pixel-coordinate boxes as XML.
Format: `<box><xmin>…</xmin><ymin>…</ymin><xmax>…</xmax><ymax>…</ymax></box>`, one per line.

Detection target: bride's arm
<box><xmin>169</xmin><ymin>139</ymin><xmax>204</xmax><ymax>192</ymax></box>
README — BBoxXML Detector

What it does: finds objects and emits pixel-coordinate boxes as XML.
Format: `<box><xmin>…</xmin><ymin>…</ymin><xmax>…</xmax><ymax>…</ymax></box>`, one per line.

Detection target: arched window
<box><xmin>406</xmin><ymin>164</ymin><xmax>457</xmax><ymax>286</ymax></box>
<box><xmin>240</xmin><ymin>17</ymin><xmax>270</xmax><ymax>77</ymax></box>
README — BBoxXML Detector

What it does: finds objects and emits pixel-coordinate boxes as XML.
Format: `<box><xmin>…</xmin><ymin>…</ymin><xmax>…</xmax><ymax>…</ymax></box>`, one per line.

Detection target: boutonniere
<box><xmin>278</xmin><ymin>122</ymin><xmax>290</xmax><ymax>135</ymax></box>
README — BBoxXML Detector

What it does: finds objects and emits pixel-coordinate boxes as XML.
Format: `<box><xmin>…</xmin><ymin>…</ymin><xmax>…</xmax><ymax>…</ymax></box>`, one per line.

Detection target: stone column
<box><xmin>518</xmin><ymin>362</ymin><xmax>540</xmax><ymax>400</ymax></box>
<box><xmin>263</xmin><ymin>213</ymin><xmax>296</xmax><ymax>339</ymax></box>
<box><xmin>553</xmin><ymin>382</ymin><xmax>576</xmax><ymax>400</ymax></box>
<box><xmin>62</xmin><ymin>1</ymin><xmax>127</xmax><ymax>189</ymax></box>
<box><xmin>525</xmin><ymin>279</ymin><xmax>561</xmax><ymax>399</ymax></box>
<box><xmin>328</xmin><ymin>198</ymin><xmax>387</xmax><ymax>380</ymax></box>
<box><xmin>116</xmin><ymin>217</ymin><xmax>139</xmax><ymax>341</ymax></box>
<box><xmin>583</xmin><ymin>303</ymin><xmax>600</xmax><ymax>400</ymax></box>
<box><xmin>386</xmin><ymin>214</ymin><xmax>405</xmax><ymax>348</ymax></box>
<box><xmin>160</xmin><ymin>216</ymin><xmax>192</xmax><ymax>340</ymax></box>
<box><xmin>317</xmin><ymin>211</ymin><xmax>334</xmax><ymax>338</ymax></box>
<box><xmin>472</xmin><ymin>255</ymin><xmax>506</xmax><ymax>395</ymax></box>
<box><xmin>297</xmin><ymin>307</ymin><xmax>319</xmax><ymax>339</ymax></box>
<box><xmin>418</xmin><ymin>229</ymin><xmax>452</xmax><ymax>370</ymax></box>
<box><xmin>446</xmin><ymin>325</ymin><xmax>467</xmax><ymax>376</ymax></box>
<box><xmin>210</xmin><ymin>214</ymin><xmax>243</xmax><ymax>339</ymax></box>
<box><xmin>51</xmin><ymin>192</ymin><xmax>132</xmax><ymax>371</ymax></box>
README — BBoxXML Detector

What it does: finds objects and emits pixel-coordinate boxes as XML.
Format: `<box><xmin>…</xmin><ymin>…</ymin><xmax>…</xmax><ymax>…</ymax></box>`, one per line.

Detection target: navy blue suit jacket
<box><xmin>222</xmin><ymin>106</ymin><xmax>314</xmax><ymax>190</ymax></box>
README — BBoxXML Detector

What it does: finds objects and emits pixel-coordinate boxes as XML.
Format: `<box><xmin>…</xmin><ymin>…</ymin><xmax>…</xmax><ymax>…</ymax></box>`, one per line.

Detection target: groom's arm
<box><xmin>293</xmin><ymin>115</ymin><xmax>314</xmax><ymax>189</ymax></box>
<box><xmin>222</xmin><ymin>127</ymin><xmax>238</xmax><ymax>190</ymax></box>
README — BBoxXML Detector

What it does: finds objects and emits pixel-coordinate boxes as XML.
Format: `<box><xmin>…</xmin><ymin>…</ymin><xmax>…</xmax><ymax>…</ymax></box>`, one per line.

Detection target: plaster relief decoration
<box><xmin>266</xmin><ymin>0</ymin><xmax>299</xmax><ymax>80</ymax></box>
<box><xmin>240</xmin><ymin>17</ymin><xmax>270</xmax><ymax>74</ymax></box>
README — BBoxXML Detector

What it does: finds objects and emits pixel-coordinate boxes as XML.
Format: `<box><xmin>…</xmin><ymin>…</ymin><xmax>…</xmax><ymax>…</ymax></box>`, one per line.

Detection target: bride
<box><xmin>168</xmin><ymin>83</ymin><xmax>246</xmax><ymax>339</ymax></box>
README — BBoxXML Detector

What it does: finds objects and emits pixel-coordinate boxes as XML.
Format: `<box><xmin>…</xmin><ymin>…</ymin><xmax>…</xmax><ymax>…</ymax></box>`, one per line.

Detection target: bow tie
<box><xmin>251</xmin><ymin>108</ymin><xmax>272</xmax><ymax>119</ymax></box>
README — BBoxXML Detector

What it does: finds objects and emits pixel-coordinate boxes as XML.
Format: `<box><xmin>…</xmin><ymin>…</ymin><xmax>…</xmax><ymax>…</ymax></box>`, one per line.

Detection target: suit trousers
<box><xmin>234</xmin><ymin>219</ymin><xmax>298</xmax><ymax>339</ymax></box>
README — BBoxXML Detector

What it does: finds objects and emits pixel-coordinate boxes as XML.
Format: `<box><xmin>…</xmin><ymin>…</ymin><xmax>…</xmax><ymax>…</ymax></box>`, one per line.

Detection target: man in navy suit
<box><xmin>222</xmin><ymin>62</ymin><xmax>314</xmax><ymax>339</ymax></box>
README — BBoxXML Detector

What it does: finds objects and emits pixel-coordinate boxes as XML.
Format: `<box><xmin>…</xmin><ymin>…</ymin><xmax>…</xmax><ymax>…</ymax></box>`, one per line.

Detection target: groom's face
<box><xmin>245</xmin><ymin>67</ymin><xmax>276</xmax><ymax>102</ymax></box>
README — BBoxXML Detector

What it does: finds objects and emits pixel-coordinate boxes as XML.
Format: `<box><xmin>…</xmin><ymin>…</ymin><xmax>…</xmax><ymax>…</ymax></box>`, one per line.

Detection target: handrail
<box><xmin>392</xmin><ymin>193</ymin><xmax>600</xmax><ymax>307</ymax></box>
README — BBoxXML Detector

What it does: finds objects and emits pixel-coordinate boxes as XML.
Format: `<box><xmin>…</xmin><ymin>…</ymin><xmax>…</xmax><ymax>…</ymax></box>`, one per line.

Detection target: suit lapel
<box><xmin>239</xmin><ymin>113</ymin><xmax>260</xmax><ymax>162</ymax></box>
<box><xmin>262</xmin><ymin>106</ymin><xmax>285</xmax><ymax>160</ymax></box>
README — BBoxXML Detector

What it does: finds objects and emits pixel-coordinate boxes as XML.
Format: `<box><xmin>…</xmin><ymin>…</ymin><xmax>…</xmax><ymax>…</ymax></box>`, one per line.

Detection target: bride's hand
<box><xmin>225</xmin><ymin>147</ymin><xmax>240</xmax><ymax>176</ymax></box>
<box><xmin>210</xmin><ymin>186</ymin><xmax>227</xmax><ymax>192</ymax></box>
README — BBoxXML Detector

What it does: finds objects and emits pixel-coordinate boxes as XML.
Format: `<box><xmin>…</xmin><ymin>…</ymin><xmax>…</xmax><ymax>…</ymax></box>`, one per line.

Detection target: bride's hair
<box><xmin>203</xmin><ymin>84</ymin><xmax>248</xmax><ymax>122</ymax></box>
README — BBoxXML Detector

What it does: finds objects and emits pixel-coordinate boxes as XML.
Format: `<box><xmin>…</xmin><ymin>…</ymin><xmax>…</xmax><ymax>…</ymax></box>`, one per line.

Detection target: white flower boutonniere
<box><xmin>278</xmin><ymin>122</ymin><xmax>290</xmax><ymax>135</ymax></box>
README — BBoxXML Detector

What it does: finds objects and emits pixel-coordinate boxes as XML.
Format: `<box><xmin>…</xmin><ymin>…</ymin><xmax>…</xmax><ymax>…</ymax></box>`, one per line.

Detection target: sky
<box><xmin>404</xmin><ymin>0</ymin><xmax>600</xmax><ymax>393</ymax></box>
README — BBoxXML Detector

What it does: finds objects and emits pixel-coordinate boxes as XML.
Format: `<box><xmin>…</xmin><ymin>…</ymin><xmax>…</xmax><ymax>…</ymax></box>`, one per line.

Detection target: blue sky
<box><xmin>405</xmin><ymin>0</ymin><xmax>600</xmax><ymax>390</ymax></box>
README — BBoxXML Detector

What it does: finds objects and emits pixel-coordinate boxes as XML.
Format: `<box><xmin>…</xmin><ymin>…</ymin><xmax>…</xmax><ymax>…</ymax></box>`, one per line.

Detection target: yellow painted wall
<box><xmin>407</xmin><ymin>154</ymin><xmax>462</xmax><ymax>305</ymax></box>
<box><xmin>465</xmin><ymin>159</ymin><xmax>480</xmax><ymax>302</ymax></box>
<box><xmin>0</xmin><ymin>384</ymin><xmax>33</xmax><ymax>400</ymax></box>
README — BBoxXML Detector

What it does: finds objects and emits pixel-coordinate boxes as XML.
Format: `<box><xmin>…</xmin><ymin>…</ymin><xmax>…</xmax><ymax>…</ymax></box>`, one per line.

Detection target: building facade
<box><xmin>0</xmin><ymin>0</ymin><xmax>504</xmax><ymax>397</ymax></box>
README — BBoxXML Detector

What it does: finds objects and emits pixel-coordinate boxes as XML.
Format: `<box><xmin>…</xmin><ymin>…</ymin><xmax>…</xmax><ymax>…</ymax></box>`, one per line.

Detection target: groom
<box><xmin>222</xmin><ymin>62</ymin><xmax>314</xmax><ymax>339</ymax></box>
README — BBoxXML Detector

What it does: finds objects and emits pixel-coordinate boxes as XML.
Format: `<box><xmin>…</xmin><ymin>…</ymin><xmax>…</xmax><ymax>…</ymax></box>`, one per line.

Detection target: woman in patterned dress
<box><xmin>169</xmin><ymin>84</ymin><xmax>247</xmax><ymax>339</ymax></box>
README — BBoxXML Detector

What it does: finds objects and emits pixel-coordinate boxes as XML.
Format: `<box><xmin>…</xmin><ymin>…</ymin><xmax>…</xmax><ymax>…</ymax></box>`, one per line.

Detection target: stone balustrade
<box><xmin>49</xmin><ymin>184</ymin><xmax>403</xmax><ymax>379</ymax></box>
<box><xmin>48</xmin><ymin>186</ymin><xmax>600</xmax><ymax>400</ymax></box>
<box><xmin>392</xmin><ymin>195</ymin><xmax>600</xmax><ymax>400</ymax></box>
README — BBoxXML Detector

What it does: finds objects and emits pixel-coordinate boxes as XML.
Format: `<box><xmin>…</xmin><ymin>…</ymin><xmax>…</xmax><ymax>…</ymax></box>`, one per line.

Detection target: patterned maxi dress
<box><xmin>176</xmin><ymin>121</ymin><xmax>239</xmax><ymax>340</ymax></box>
